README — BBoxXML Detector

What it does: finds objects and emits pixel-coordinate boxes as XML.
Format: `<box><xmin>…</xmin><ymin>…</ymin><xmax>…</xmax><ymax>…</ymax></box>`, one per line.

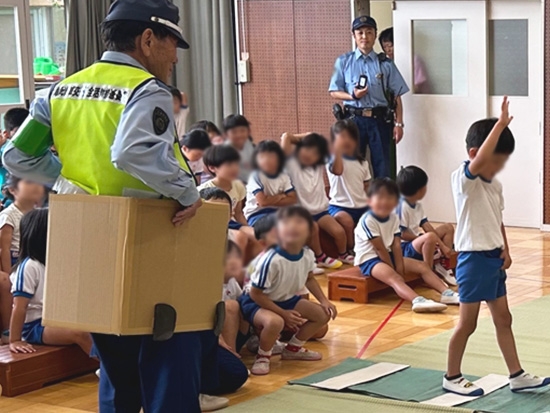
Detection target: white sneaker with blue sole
<box><xmin>510</xmin><ymin>372</ymin><xmax>550</xmax><ymax>392</ymax></box>
<box><xmin>443</xmin><ymin>376</ymin><xmax>484</xmax><ymax>396</ymax></box>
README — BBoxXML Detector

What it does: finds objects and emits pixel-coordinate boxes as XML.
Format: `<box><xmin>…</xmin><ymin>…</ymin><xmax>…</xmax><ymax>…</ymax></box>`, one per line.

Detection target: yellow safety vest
<box><xmin>50</xmin><ymin>61</ymin><xmax>194</xmax><ymax>196</ymax></box>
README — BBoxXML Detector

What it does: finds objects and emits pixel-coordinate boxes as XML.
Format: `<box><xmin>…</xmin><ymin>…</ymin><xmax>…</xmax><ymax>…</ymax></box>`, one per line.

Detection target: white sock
<box><xmin>288</xmin><ymin>335</ymin><xmax>306</xmax><ymax>348</ymax></box>
<box><xmin>257</xmin><ymin>347</ymin><xmax>272</xmax><ymax>357</ymax></box>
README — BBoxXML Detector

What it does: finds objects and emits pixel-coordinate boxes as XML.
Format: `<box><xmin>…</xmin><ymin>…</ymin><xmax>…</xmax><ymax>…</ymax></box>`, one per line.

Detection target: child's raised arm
<box><xmin>469</xmin><ymin>96</ymin><xmax>513</xmax><ymax>176</ymax></box>
<box><xmin>330</xmin><ymin>151</ymin><xmax>344</xmax><ymax>176</ymax></box>
<box><xmin>9</xmin><ymin>296</ymin><xmax>35</xmax><ymax>353</ymax></box>
<box><xmin>280</xmin><ymin>132</ymin><xmax>311</xmax><ymax>156</ymax></box>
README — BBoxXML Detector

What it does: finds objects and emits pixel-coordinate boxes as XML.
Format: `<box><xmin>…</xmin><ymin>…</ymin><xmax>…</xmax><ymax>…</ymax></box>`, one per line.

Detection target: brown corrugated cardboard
<box><xmin>43</xmin><ymin>195</ymin><xmax>227</xmax><ymax>335</ymax></box>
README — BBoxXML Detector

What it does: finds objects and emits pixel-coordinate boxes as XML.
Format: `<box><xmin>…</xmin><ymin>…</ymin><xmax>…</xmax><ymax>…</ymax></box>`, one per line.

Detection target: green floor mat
<box><xmin>290</xmin><ymin>296</ymin><xmax>550</xmax><ymax>412</ymax></box>
<box><xmin>224</xmin><ymin>385</ymin><xmax>473</xmax><ymax>413</ymax></box>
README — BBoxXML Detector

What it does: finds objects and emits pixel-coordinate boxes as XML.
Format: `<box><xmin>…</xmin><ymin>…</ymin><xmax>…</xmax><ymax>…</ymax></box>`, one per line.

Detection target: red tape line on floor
<box><xmin>355</xmin><ymin>299</ymin><xmax>405</xmax><ymax>359</ymax></box>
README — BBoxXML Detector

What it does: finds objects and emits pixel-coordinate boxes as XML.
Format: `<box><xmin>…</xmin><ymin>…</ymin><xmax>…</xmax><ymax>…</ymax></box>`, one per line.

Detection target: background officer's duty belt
<box><xmin>346</xmin><ymin>106</ymin><xmax>388</xmax><ymax>118</ymax></box>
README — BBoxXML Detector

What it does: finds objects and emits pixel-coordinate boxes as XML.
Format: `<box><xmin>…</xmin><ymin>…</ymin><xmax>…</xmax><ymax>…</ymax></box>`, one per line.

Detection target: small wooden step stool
<box><xmin>0</xmin><ymin>344</ymin><xmax>98</xmax><ymax>397</ymax></box>
<box><xmin>328</xmin><ymin>267</ymin><xmax>422</xmax><ymax>304</ymax></box>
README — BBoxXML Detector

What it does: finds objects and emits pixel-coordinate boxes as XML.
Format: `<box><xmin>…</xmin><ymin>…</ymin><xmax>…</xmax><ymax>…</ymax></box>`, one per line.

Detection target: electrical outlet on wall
<box><xmin>238</xmin><ymin>60</ymin><xmax>250</xmax><ymax>83</ymax></box>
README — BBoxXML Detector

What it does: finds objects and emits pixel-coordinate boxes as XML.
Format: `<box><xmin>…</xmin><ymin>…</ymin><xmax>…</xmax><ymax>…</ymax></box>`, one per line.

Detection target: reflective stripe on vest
<box><xmin>50</xmin><ymin>61</ymin><xmax>193</xmax><ymax>196</ymax></box>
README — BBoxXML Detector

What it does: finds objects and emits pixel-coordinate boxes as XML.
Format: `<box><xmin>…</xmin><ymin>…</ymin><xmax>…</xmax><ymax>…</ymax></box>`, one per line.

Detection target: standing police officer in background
<box><xmin>3</xmin><ymin>1</ymin><xmax>217</xmax><ymax>412</ymax></box>
<box><xmin>329</xmin><ymin>16</ymin><xmax>409</xmax><ymax>178</ymax></box>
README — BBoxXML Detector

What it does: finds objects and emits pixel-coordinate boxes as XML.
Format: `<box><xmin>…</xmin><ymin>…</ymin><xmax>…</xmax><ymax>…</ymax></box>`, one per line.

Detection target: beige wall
<box><xmin>371</xmin><ymin>0</ymin><xmax>393</xmax><ymax>53</ymax></box>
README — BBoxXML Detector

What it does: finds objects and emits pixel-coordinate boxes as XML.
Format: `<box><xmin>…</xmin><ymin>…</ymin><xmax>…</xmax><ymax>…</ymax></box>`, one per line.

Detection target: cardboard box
<box><xmin>43</xmin><ymin>195</ymin><xmax>228</xmax><ymax>335</ymax></box>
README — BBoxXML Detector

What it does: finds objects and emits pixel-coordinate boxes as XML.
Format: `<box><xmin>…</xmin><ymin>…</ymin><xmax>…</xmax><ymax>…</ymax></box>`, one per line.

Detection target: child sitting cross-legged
<box><xmin>396</xmin><ymin>166</ymin><xmax>457</xmax><ymax>286</ymax></box>
<box><xmin>9</xmin><ymin>208</ymin><xmax>93</xmax><ymax>355</ymax></box>
<box><xmin>238</xmin><ymin>206</ymin><xmax>337</xmax><ymax>376</ymax></box>
<box><xmin>355</xmin><ymin>178</ymin><xmax>459</xmax><ymax>313</ymax></box>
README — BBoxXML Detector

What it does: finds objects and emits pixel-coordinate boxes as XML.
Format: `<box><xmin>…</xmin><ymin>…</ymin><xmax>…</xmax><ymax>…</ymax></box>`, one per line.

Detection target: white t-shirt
<box><xmin>243</xmin><ymin>170</ymin><xmax>295</xmax><ymax>219</ymax></box>
<box><xmin>452</xmin><ymin>161</ymin><xmax>504</xmax><ymax>252</ymax></box>
<box><xmin>286</xmin><ymin>157</ymin><xmax>329</xmax><ymax>215</ymax></box>
<box><xmin>326</xmin><ymin>157</ymin><xmax>371</xmax><ymax>209</ymax></box>
<box><xmin>396</xmin><ymin>198</ymin><xmax>428</xmax><ymax>236</ymax></box>
<box><xmin>10</xmin><ymin>258</ymin><xmax>44</xmax><ymax>323</ymax></box>
<box><xmin>0</xmin><ymin>204</ymin><xmax>24</xmax><ymax>253</ymax></box>
<box><xmin>355</xmin><ymin>211</ymin><xmax>401</xmax><ymax>265</ymax></box>
<box><xmin>222</xmin><ymin>277</ymin><xmax>243</xmax><ymax>301</ymax></box>
<box><xmin>227</xmin><ymin>140</ymin><xmax>255</xmax><ymax>183</ymax></box>
<box><xmin>250</xmin><ymin>247</ymin><xmax>316</xmax><ymax>302</ymax></box>
<box><xmin>199</xmin><ymin>179</ymin><xmax>246</xmax><ymax>219</ymax></box>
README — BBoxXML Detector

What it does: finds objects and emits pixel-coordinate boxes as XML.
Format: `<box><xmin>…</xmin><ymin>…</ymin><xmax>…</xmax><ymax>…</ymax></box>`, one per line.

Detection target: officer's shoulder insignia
<box><xmin>153</xmin><ymin>107</ymin><xmax>170</xmax><ymax>135</ymax></box>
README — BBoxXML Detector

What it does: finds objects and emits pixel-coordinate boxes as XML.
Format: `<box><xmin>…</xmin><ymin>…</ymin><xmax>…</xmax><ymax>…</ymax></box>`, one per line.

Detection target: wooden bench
<box><xmin>0</xmin><ymin>344</ymin><xmax>98</xmax><ymax>397</ymax></box>
<box><xmin>328</xmin><ymin>266</ymin><xmax>421</xmax><ymax>304</ymax></box>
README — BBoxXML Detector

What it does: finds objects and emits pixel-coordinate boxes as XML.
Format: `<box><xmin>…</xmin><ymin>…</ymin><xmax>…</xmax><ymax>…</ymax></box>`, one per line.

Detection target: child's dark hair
<box><xmin>169</xmin><ymin>86</ymin><xmax>182</xmax><ymax>104</ymax></box>
<box><xmin>191</xmin><ymin>120</ymin><xmax>221</xmax><ymax>137</ymax></box>
<box><xmin>330</xmin><ymin>120</ymin><xmax>365</xmax><ymax>162</ymax></box>
<box><xmin>367</xmin><ymin>177</ymin><xmax>400</xmax><ymax>199</ymax></box>
<box><xmin>203</xmin><ymin>145</ymin><xmax>240</xmax><ymax>176</ymax></box>
<box><xmin>295</xmin><ymin>133</ymin><xmax>329</xmax><ymax>166</ymax></box>
<box><xmin>223</xmin><ymin>114</ymin><xmax>250</xmax><ymax>132</ymax></box>
<box><xmin>180</xmin><ymin>129</ymin><xmax>212</xmax><ymax>150</ymax></box>
<box><xmin>466</xmin><ymin>118</ymin><xmax>515</xmax><ymax>155</ymax></box>
<box><xmin>227</xmin><ymin>240</ymin><xmax>242</xmax><ymax>256</ymax></box>
<box><xmin>396</xmin><ymin>166</ymin><xmax>428</xmax><ymax>197</ymax></box>
<box><xmin>276</xmin><ymin>206</ymin><xmax>313</xmax><ymax>233</ymax></box>
<box><xmin>17</xmin><ymin>208</ymin><xmax>48</xmax><ymax>267</ymax></box>
<box><xmin>252</xmin><ymin>140</ymin><xmax>286</xmax><ymax>175</ymax></box>
<box><xmin>253</xmin><ymin>214</ymin><xmax>277</xmax><ymax>241</ymax></box>
<box><xmin>379</xmin><ymin>27</ymin><xmax>393</xmax><ymax>48</ymax></box>
<box><xmin>3</xmin><ymin>108</ymin><xmax>29</xmax><ymax>132</ymax></box>
<box><xmin>199</xmin><ymin>187</ymin><xmax>232</xmax><ymax>206</ymax></box>
<box><xmin>3</xmin><ymin>175</ymin><xmax>21</xmax><ymax>202</ymax></box>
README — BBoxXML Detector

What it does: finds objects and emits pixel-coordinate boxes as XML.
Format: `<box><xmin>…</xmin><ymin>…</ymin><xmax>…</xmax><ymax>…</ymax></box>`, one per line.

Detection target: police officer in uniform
<box><xmin>3</xmin><ymin>1</ymin><xmax>217</xmax><ymax>412</ymax></box>
<box><xmin>329</xmin><ymin>16</ymin><xmax>409</xmax><ymax>178</ymax></box>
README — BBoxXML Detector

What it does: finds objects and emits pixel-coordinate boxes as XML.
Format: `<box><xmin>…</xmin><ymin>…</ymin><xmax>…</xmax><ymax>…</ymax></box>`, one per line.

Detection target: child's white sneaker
<box><xmin>443</xmin><ymin>376</ymin><xmax>484</xmax><ymax>396</ymax></box>
<box><xmin>199</xmin><ymin>394</ymin><xmax>229</xmax><ymax>411</ymax></box>
<box><xmin>440</xmin><ymin>289</ymin><xmax>460</xmax><ymax>305</ymax></box>
<box><xmin>312</xmin><ymin>267</ymin><xmax>325</xmax><ymax>275</ymax></box>
<box><xmin>281</xmin><ymin>347</ymin><xmax>322</xmax><ymax>361</ymax></box>
<box><xmin>95</xmin><ymin>369</ymin><xmax>100</xmax><ymax>379</ymax></box>
<box><xmin>509</xmin><ymin>372</ymin><xmax>550</xmax><ymax>392</ymax></box>
<box><xmin>250</xmin><ymin>356</ymin><xmax>270</xmax><ymax>376</ymax></box>
<box><xmin>339</xmin><ymin>253</ymin><xmax>355</xmax><ymax>265</ymax></box>
<box><xmin>412</xmin><ymin>296</ymin><xmax>447</xmax><ymax>313</ymax></box>
<box><xmin>435</xmin><ymin>263</ymin><xmax>457</xmax><ymax>286</ymax></box>
<box><xmin>317</xmin><ymin>255</ymin><xmax>343</xmax><ymax>269</ymax></box>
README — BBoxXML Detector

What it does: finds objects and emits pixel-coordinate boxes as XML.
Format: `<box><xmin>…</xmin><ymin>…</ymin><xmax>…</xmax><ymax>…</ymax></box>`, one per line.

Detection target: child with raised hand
<box><xmin>327</xmin><ymin>120</ymin><xmax>372</xmax><ymax>252</ymax></box>
<box><xmin>444</xmin><ymin>97</ymin><xmax>550</xmax><ymax>396</ymax></box>
<box><xmin>243</xmin><ymin>140</ymin><xmax>297</xmax><ymax>227</ymax></box>
<box><xmin>396</xmin><ymin>166</ymin><xmax>457</xmax><ymax>286</ymax></box>
<box><xmin>239</xmin><ymin>206</ymin><xmax>337</xmax><ymax>376</ymax></box>
<box><xmin>180</xmin><ymin>129</ymin><xmax>212</xmax><ymax>184</ymax></box>
<box><xmin>282</xmin><ymin>132</ymin><xmax>352</xmax><ymax>267</ymax></box>
<box><xmin>355</xmin><ymin>178</ymin><xmax>457</xmax><ymax>313</ymax></box>
<box><xmin>223</xmin><ymin>115</ymin><xmax>255</xmax><ymax>183</ymax></box>
<box><xmin>9</xmin><ymin>208</ymin><xmax>93</xmax><ymax>355</ymax></box>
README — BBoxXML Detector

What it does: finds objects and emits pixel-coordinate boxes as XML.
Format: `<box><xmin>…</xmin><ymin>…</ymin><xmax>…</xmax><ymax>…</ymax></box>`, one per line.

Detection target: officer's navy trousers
<box><xmin>353</xmin><ymin>115</ymin><xmax>393</xmax><ymax>178</ymax></box>
<box><xmin>93</xmin><ymin>330</ymin><xmax>217</xmax><ymax>413</ymax></box>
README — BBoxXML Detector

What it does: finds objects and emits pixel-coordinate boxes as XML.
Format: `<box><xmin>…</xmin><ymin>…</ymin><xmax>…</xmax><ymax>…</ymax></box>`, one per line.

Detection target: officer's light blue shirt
<box><xmin>3</xmin><ymin>51</ymin><xmax>199</xmax><ymax>206</ymax></box>
<box><xmin>329</xmin><ymin>49</ymin><xmax>409</xmax><ymax>109</ymax></box>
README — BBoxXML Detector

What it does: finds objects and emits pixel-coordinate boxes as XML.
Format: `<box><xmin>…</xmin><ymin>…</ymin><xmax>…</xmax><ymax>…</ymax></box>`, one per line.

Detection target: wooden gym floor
<box><xmin>1</xmin><ymin>227</ymin><xmax>549</xmax><ymax>412</ymax></box>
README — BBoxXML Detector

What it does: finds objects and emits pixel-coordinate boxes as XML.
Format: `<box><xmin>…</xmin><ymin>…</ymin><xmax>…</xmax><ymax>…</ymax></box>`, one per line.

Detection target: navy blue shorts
<box><xmin>328</xmin><ymin>205</ymin><xmax>368</xmax><ymax>225</ymax></box>
<box><xmin>401</xmin><ymin>241</ymin><xmax>423</xmax><ymax>260</ymax></box>
<box><xmin>238</xmin><ymin>294</ymin><xmax>302</xmax><ymax>324</ymax></box>
<box><xmin>247</xmin><ymin>208</ymin><xmax>277</xmax><ymax>226</ymax></box>
<box><xmin>456</xmin><ymin>249</ymin><xmax>507</xmax><ymax>303</ymax></box>
<box><xmin>312</xmin><ymin>210</ymin><xmax>330</xmax><ymax>222</ymax></box>
<box><xmin>228</xmin><ymin>220</ymin><xmax>243</xmax><ymax>230</ymax></box>
<box><xmin>22</xmin><ymin>318</ymin><xmax>45</xmax><ymax>345</ymax></box>
<box><xmin>358</xmin><ymin>253</ymin><xmax>395</xmax><ymax>277</ymax></box>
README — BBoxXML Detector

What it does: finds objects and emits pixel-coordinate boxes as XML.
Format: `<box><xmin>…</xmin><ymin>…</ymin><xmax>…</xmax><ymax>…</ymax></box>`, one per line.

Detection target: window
<box><xmin>0</xmin><ymin>5</ymin><xmax>22</xmax><ymax>105</ymax></box>
<box><xmin>489</xmin><ymin>19</ymin><xmax>528</xmax><ymax>97</ymax></box>
<box><xmin>412</xmin><ymin>20</ymin><xmax>468</xmax><ymax>95</ymax></box>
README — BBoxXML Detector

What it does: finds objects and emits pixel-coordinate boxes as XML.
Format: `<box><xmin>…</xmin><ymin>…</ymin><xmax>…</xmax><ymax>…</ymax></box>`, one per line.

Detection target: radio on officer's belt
<box><xmin>358</xmin><ymin>75</ymin><xmax>368</xmax><ymax>89</ymax></box>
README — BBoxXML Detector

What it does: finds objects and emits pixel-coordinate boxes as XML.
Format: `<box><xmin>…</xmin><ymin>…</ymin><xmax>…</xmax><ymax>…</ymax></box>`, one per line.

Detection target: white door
<box><xmin>394</xmin><ymin>1</ymin><xmax>489</xmax><ymax>225</ymax></box>
<box><xmin>0</xmin><ymin>0</ymin><xmax>33</xmax><ymax>121</ymax></box>
<box><xmin>394</xmin><ymin>0</ymin><xmax>543</xmax><ymax>228</ymax></box>
<box><xmin>488</xmin><ymin>1</ymin><xmax>542</xmax><ymax>228</ymax></box>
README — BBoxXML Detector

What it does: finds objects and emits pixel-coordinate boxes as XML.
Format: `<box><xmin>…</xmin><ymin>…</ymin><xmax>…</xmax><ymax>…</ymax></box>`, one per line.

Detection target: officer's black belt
<box><xmin>345</xmin><ymin>106</ymin><xmax>388</xmax><ymax>118</ymax></box>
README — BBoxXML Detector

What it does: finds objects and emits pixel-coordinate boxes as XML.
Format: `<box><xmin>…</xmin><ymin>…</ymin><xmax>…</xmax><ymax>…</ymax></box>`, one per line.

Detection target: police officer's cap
<box><xmin>352</xmin><ymin>15</ymin><xmax>377</xmax><ymax>32</ymax></box>
<box><xmin>103</xmin><ymin>0</ymin><xmax>189</xmax><ymax>49</ymax></box>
